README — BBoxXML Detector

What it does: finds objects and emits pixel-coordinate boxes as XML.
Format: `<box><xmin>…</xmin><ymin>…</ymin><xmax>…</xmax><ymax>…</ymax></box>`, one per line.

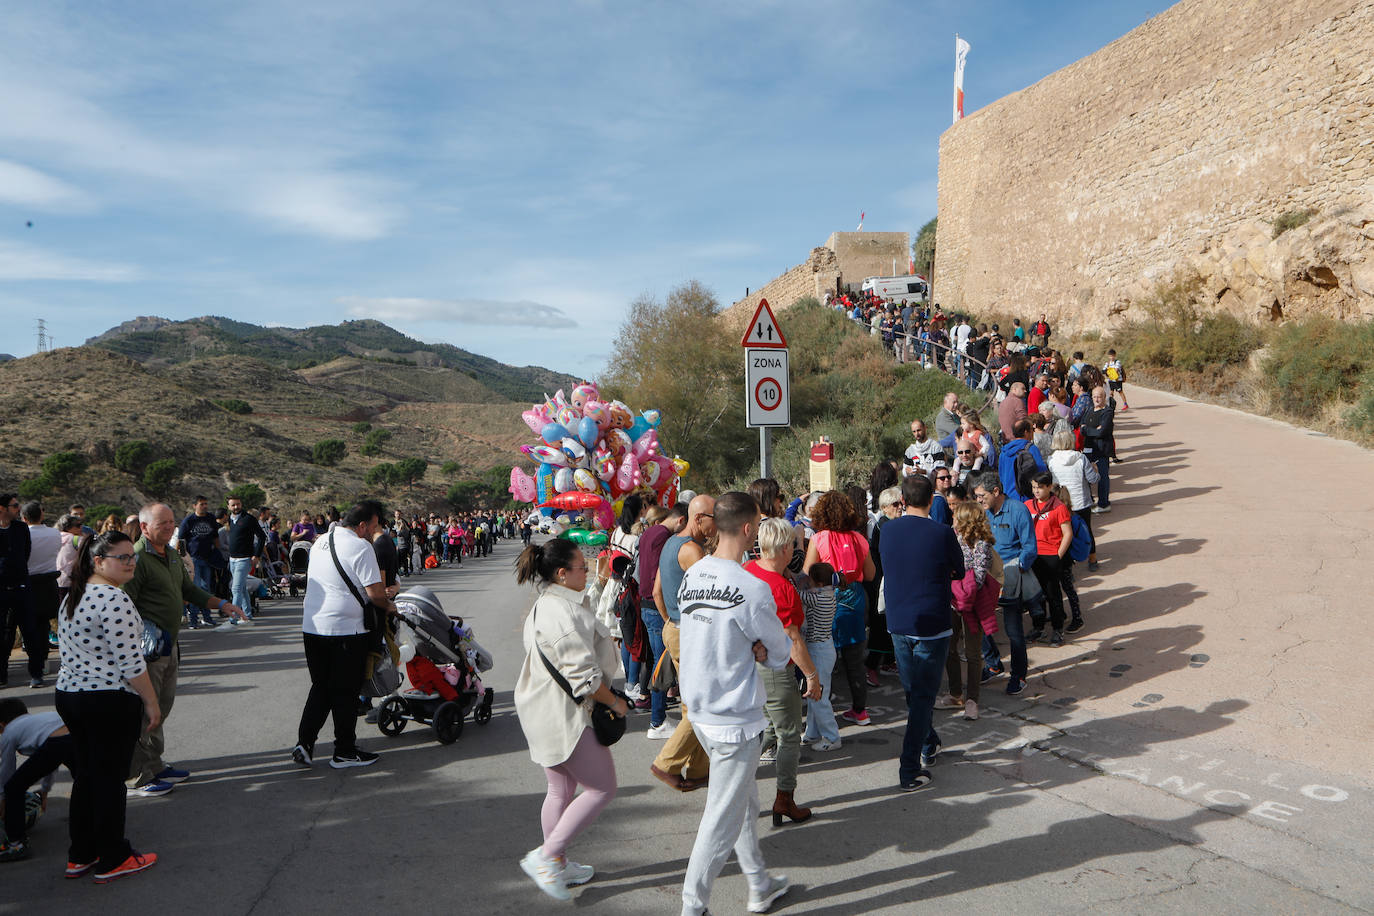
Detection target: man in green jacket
<box><xmin>125</xmin><ymin>503</ymin><xmax>245</xmax><ymax>797</ymax></box>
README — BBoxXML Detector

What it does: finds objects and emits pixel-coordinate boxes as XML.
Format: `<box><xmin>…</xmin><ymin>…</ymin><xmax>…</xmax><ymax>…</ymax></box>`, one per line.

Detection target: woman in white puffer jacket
<box><xmin>1047</xmin><ymin>428</ymin><xmax>1101</xmax><ymax>574</ymax></box>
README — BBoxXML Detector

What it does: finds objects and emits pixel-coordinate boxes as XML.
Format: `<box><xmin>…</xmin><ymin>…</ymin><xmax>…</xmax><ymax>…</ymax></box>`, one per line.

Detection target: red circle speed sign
<box><xmin>754</xmin><ymin>376</ymin><xmax>782</xmax><ymax>411</ymax></box>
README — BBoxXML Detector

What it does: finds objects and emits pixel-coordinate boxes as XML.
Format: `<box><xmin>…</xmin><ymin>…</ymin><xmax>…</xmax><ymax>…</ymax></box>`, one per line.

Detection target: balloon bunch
<box><xmin>507</xmin><ymin>383</ymin><xmax>689</xmax><ymax>546</ymax></box>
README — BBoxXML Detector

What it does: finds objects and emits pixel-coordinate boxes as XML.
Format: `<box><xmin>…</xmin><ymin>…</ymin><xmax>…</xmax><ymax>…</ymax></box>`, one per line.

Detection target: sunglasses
<box><xmin>957</xmin><ymin>449</ymin><xmax>972</xmax><ymax>455</ymax></box>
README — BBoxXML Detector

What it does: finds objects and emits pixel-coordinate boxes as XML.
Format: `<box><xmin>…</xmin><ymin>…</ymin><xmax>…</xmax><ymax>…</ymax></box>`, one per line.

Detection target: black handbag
<box><xmin>534</xmin><ymin>608</ymin><xmax>626</xmax><ymax>747</ymax></box>
<box><xmin>329</xmin><ymin>529</ymin><xmax>387</xmax><ymax>650</ymax></box>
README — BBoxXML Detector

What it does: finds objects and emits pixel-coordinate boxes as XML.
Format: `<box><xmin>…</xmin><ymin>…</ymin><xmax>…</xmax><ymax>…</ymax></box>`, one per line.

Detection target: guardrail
<box><xmin>843</xmin><ymin>312</ymin><xmax>999</xmax><ymax>413</ymax></box>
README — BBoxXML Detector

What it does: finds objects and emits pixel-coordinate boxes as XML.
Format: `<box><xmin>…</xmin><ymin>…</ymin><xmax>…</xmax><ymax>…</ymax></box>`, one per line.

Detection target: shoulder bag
<box><xmin>533</xmin><ymin>606</ymin><xmax>626</xmax><ymax>746</ymax></box>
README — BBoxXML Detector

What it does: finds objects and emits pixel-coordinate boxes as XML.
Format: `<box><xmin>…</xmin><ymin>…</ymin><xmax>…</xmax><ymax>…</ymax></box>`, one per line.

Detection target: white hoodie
<box><xmin>1048</xmin><ymin>448</ymin><xmax>1099</xmax><ymax>511</ymax></box>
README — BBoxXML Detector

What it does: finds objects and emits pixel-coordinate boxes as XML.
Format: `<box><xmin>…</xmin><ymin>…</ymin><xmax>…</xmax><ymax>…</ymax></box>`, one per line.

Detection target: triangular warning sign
<box><xmin>740</xmin><ymin>298</ymin><xmax>788</xmax><ymax>349</ymax></box>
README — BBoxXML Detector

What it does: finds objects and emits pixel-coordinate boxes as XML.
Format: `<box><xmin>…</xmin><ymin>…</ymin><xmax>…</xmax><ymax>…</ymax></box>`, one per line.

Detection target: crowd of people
<box><xmin>508</xmin><ymin>310</ymin><xmax>1131</xmax><ymax>911</ymax></box>
<box><xmin>0</xmin><ymin>490</ymin><xmax>527</xmax><ymax>881</ymax></box>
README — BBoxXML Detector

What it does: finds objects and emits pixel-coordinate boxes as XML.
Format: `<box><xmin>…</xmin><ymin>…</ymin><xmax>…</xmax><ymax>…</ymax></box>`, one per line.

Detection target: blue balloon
<box><xmin>628</xmin><ymin>418</ymin><xmax>651</xmax><ymax>441</ymax></box>
<box><xmin>577</xmin><ymin>417</ymin><xmax>601</xmax><ymax>450</ymax></box>
<box><xmin>541</xmin><ymin>422</ymin><xmax>571</xmax><ymax>445</ymax></box>
<box><xmin>536</xmin><ymin>463</ymin><xmax>557</xmax><ymax>516</ymax></box>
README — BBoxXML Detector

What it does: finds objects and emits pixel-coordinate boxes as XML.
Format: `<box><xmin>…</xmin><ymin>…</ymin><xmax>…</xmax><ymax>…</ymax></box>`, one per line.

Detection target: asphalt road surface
<box><xmin>4</xmin><ymin>385</ymin><xmax>1373</xmax><ymax>914</ymax></box>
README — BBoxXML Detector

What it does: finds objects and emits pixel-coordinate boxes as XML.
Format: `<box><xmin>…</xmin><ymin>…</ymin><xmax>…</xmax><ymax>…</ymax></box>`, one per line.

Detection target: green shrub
<box><xmin>440</xmin><ymin>460</ymin><xmax>462</xmax><ymax>478</ymax></box>
<box><xmin>215</xmin><ymin>398</ymin><xmax>253</xmax><ymax>415</ymax></box>
<box><xmin>18</xmin><ymin>476</ymin><xmax>51</xmax><ymax>499</ymax></box>
<box><xmin>42</xmin><ymin>452</ymin><xmax>88</xmax><ymax>489</ymax></box>
<box><xmin>365</xmin><ymin>463</ymin><xmax>397</xmax><ymax>488</ymax></box>
<box><xmin>1115</xmin><ymin>274</ymin><xmax>1263</xmax><ymax>373</ymax></box>
<box><xmin>312</xmin><ymin>439</ymin><xmax>347</xmax><ymax>466</ymax></box>
<box><xmin>87</xmin><ymin>504</ymin><xmax>125</xmax><ymax>524</ymax></box>
<box><xmin>1263</xmin><ymin>317</ymin><xmax>1374</xmax><ymax>416</ymax></box>
<box><xmin>226</xmin><ymin>482</ymin><xmax>266</xmax><ymax>508</ymax></box>
<box><xmin>142</xmin><ymin>458</ymin><xmax>180</xmax><ymax>494</ymax></box>
<box><xmin>446</xmin><ymin>479</ymin><xmax>491</xmax><ymax>511</ymax></box>
<box><xmin>1272</xmin><ymin>209</ymin><xmax>1314</xmax><ymax>239</ymax></box>
<box><xmin>394</xmin><ymin>458</ymin><xmax>427</xmax><ymax>488</ymax></box>
<box><xmin>351</xmin><ymin>421</ymin><xmax>372</xmax><ymax>435</ymax></box>
<box><xmin>360</xmin><ymin>428</ymin><xmax>392</xmax><ymax>456</ymax></box>
<box><xmin>114</xmin><ymin>440</ymin><xmax>154</xmax><ymax>473</ymax></box>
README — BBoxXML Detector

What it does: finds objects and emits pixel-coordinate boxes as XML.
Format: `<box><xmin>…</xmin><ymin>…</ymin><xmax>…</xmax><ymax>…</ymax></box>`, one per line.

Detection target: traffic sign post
<box><xmin>741</xmin><ymin>299</ymin><xmax>790</xmax><ymax>478</ymax></box>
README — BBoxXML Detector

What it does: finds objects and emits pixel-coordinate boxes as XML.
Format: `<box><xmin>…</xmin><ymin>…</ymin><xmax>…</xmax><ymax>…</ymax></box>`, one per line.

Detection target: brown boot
<box><xmin>771</xmin><ymin>790</ymin><xmax>812</xmax><ymax>826</ymax></box>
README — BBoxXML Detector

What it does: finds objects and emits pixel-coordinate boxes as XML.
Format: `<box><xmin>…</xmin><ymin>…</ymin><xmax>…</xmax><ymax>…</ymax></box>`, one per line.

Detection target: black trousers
<box><xmin>297</xmin><ymin>633</ymin><xmax>370</xmax><ymax>756</ymax></box>
<box><xmin>1032</xmin><ymin>555</ymin><xmax>1067</xmax><ymax>631</ymax></box>
<box><xmin>4</xmin><ymin>733</ymin><xmax>74</xmax><ymax>842</ymax></box>
<box><xmin>54</xmin><ymin>690</ymin><xmax>142</xmax><ymax>870</ymax></box>
<box><xmin>0</xmin><ymin>583</ymin><xmax>47</xmax><ymax>681</ymax></box>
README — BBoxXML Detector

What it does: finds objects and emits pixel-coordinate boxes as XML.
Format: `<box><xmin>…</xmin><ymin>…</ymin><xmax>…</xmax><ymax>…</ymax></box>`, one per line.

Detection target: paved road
<box><xmin>5</xmin><ymin>385</ymin><xmax>1374</xmax><ymax>913</ymax></box>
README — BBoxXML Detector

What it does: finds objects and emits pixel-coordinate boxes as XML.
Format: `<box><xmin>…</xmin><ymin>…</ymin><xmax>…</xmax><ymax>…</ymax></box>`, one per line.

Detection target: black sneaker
<box><xmin>1006</xmin><ymin>678</ymin><xmax>1026</xmax><ymax>696</ymax></box>
<box><xmin>1066</xmin><ymin>617</ymin><xmax>1085</xmax><ymax>633</ymax></box>
<box><xmin>1049</xmin><ymin>630</ymin><xmax>1064</xmax><ymax>647</ymax></box>
<box><xmin>898</xmin><ymin>770</ymin><xmax>933</xmax><ymax>792</ymax></box>
<box><xmin>1026</xmin><ymin>627</ymin><xmax>1045</xmax><ymax>643</ymax></box>
<box><xmin>330</xmin><ymin>749</ymin><xmax>380</xmax><ymax>769</ymax></box>
<box><xmin>980</xmin><ymin>665</ymin><xmax>1004</xmax><ymax>683</ymax></box>
<box><xmin>1088</xmin><ymin>560</ymin><xmax>1100</xmax><ymax>573</ymax></box>
<box><xmin>291</xmin><ymin>743</ymin><xmax>314</xmax><ymax>767</ymax></box>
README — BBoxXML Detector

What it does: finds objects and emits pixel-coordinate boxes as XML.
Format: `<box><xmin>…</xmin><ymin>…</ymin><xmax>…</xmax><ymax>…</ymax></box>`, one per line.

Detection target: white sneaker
<box><xmin>557</xmin><ymin>859</ymin><xmax>594</xmax><ymax>886</ymax></box>
<box><xmin>811</xmin><ymin>739</ymin><xmax>842</xmax><ymax>752</ymax></box>
<box><xmin>747</xmin><ymin>874</ymin><xmax>790</xmax><ymax>913</ymax></box>
<box><xmin>759</xmin><ymin>744</ymin><xmax>777</xmax><ymax>763</ymax></box>
<box><xmin>519</xmin><ymin>847</ymin><xmax>571</xmax><ymax>901</ymax></box>
<box><xmin>964</xmin><ymin>699</ymin><xmax>979</xmax><ymax>721</ymax></box>
<box><xmin>645</xmin><ymin>721</ymin><xmax>674</xmax><ymax>740</ymax></box>
<box><xmin>934</xmin><ymin>694</ymin><xmax>962</xmax><ymax>709</ymax></box>
<box><xmin>623</xmin><ymin>684</ymin><xmax>643</xmax><ymax>702</ymax></box>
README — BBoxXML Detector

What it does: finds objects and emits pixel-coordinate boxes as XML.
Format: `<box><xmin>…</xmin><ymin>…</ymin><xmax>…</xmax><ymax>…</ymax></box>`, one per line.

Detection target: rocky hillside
<box><xmin>0</xmin><ymin>321</ymin><xmax>576</xmax><ymax>516</ymax></box>
<box><xmin>87</xmin><ymin>315</ymin><xmax>576</xmax><ymax>403</ymax></box>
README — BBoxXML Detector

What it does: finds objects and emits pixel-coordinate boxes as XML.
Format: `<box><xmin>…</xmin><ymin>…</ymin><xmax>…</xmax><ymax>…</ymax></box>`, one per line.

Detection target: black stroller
<box><xmin>375</xmin><ymin>586</ymin><xmax>495</xmax><ymax>745</ymax></box>
<box><xmin>287</xmin><ymin>541</ymin><xmax>311</xmax><ymax>597</ymax></box>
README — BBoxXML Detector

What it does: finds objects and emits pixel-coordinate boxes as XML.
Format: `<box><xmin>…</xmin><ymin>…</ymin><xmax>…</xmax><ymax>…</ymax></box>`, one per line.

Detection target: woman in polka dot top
<box><xmin>53</xmin><ymin>530</ymin><xmax>162</xmax><ymax>883</ymax></box>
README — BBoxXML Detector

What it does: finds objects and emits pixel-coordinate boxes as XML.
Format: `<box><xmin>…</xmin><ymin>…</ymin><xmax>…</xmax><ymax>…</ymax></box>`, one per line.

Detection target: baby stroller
<box><xmin>287</xmin><ymin>541</ymin><xmax>311</xmax><ymax>597</ymax></box>
<box><xmin>376</xmin><ymin>585</ymin><xmax>495</xmax><ymax>745</ymax></box>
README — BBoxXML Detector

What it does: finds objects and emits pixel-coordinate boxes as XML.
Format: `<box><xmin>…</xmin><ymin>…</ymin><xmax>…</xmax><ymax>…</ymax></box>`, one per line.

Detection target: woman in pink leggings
<box><xmin>513</xmin><ymin>538</ymin><xmax>627</xmax><ymax>901</ymax></box>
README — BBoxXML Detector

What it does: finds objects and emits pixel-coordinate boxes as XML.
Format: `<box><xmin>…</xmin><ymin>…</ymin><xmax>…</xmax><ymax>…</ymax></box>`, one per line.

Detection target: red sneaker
<box><xmin>92</xmin><ymin>852</ymin><xmax>158</xmax><ymax>884</ymax></box>
<box><xmin>841</xmin><ymin>709</ymin><xmax>871</xmax><ymax>726</ymax></box>
<box><xmin>66</xmin><ymin>859</ymin><xmax>98</xmax><ymax>878</ymax></box>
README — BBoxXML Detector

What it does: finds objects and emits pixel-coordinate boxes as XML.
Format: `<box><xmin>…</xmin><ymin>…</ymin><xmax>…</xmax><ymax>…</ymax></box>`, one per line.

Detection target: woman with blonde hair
<box><xmin>945</xmin><ymin>503</ymin><xmax>1002</xmax><ymax>721</ymax></box>
<box><xmin>959</xmin><ymin>410</ymin><xmax>993</xmax><ymax>467</ymax></box>
<box><xmin>745</xmin><ymin>518</ymin><xmax>822</xmax><ymax>824</ymax></box>
<box><xmin>512</xmin><ymin>538</ymin><xmax>626</xmax><ymax>901</ymax></box>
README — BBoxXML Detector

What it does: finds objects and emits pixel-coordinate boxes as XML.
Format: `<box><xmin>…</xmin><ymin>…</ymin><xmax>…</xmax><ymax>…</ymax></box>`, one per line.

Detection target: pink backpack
<box><xmin>820</xmin><ymin>530</ymin><xmax>864</xmax><ymax>583</ymax></box>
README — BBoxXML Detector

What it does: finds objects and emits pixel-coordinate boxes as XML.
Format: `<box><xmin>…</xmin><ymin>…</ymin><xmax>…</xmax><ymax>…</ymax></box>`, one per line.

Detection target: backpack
<box><xmin>1014</xmin><ymin>448</ymin><xmax>1039</xmax><ymax>499</ymax></box>
<box><xmin>1068</xmin><ymin>514</ymin><xmax>1092</xmax><ymax>563</ymax></box>
<box><xmin>822</xmin><ymin>530</ymin><xmax>863</xmax><ymax>583</ymax></box>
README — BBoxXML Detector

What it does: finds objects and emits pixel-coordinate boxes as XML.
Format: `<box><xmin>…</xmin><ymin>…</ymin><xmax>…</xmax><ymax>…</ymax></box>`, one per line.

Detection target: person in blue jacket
<box><xmin>971</xmin><ymin>473</ymin><xmax>1045</xmax><ymax>696</ymax></box>
<box><xmin>997</xmin><ymin>419</ymin><xmax>1048</xmax><ymax>503</ymax></box>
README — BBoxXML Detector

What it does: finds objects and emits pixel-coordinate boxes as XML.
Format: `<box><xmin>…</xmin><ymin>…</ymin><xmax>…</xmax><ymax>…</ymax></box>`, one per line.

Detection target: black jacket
<box><xmin>0</xmin><ymin>521</ymin><xmax>31</xmax><ymax>587</ymax></box>
<box><xmin>226</xmin><ymin>513</ymin><xmax>265</xmax><ymax>560</ymax></box>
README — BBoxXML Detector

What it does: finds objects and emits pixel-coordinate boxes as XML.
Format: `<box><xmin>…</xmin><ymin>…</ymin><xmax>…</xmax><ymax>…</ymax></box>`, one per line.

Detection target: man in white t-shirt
<box><xmin>903</xmin><ymin>420</ymin><xmax>945</xmax><ymax>475</ymax></box>
<box><xmin>954</xmin><ymin>316</ymin><xmax>973</xmax><ymax>380</ymax></box>
<box><xmin>22</xmin><ymin>502</ymin><xmax>61</xmax><ymax>655</ymax></box>
<box><xmin>678</xmin><ymin>492</ymin><xmax>793</xmax><ymax>916</ymax></box>
<box><xmin>292</xmin><ymin>499</ymin><xmax>395</xmax><ymax>770</ymax></box>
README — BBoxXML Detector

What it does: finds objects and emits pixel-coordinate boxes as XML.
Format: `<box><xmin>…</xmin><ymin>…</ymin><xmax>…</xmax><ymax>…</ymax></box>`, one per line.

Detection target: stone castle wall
<box><xmin>935</xmin><ymin>0</ymin><xmax>1374</xmax><ymax>329</ymax></box>
<box><xmin>725</xmin><ymin>232</ymin><xmax>909</xmax><ymax>328</ymax></box>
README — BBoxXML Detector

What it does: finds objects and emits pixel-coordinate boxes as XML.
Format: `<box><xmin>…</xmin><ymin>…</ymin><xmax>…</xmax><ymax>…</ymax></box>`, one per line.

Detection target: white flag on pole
<box><xmin>954</xmin><ymin>36</ymin><xmax>971</xmax><ymax>124</ymax></box>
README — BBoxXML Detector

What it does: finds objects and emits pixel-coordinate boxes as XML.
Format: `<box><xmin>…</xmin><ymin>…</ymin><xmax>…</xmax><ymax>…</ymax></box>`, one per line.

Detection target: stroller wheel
<box><xmin>433</xmin><ymin>701</ymin><xmax>464</xmax><ymax>745</ymax></box>
<box><xmin>377</xmin><ymin>696</ymin><xmax>408</xmax><ymax>737</ymax></box>
<box><xmin>474</xmin><ymin>688</ymin><xmax>494</xmax><ymax>725</ymax></box>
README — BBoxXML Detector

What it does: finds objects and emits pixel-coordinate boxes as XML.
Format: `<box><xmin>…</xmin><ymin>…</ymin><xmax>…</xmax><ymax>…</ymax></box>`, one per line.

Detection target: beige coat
<box><xmin>513</xmin><ymin>583</ymin><xmax>620</xmax><ymax>767</ymax></box>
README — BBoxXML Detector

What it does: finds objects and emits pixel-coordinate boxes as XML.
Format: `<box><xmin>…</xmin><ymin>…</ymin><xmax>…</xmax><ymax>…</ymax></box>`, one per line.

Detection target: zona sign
<box><xmin>746</xmin><ymin>348</ymin><xmax>790</xmax><ymax>427</ymax></box>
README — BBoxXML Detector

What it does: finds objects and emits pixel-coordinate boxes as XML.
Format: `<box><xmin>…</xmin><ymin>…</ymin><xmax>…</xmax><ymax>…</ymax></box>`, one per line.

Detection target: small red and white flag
<box><xmin>857</xmin><ymin>210</ymin><xmax>865</xmax><ymax>231</ymax></box>
<box><xmin>953</xmin><ymin>36</ymin><xmax>971</xmax><ymax>123</ymax></box>
<box><xmin>908</xmin><ymin>253</ymin><xmax>916</xmax><ymax>275</ymax></box>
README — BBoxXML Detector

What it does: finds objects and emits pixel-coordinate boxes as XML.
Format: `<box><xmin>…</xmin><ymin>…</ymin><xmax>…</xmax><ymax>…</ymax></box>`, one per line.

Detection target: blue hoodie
<box><xmin>998</xmin><ymin>438</ymin><xmax>1047</xmax><ymax>502</ymax></box>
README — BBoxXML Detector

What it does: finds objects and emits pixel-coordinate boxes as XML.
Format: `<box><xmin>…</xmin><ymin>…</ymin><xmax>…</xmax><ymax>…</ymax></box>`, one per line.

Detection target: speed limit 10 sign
<box><xmin>745</xmin><ymin>348</ymin><xmax>790</xmax><ymax>428</ymax></box>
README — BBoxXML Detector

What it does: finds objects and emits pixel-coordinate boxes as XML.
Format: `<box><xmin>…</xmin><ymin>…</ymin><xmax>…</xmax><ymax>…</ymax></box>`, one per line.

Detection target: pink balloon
<box><xmin>632</xmin><ymin>429</ymin><xmax>660</xmax><ymax>461</ymax></box>
<box><xmin>583</xmin><ymin>400</ymin><xmax>611</xmax><ymax>430</ymax></box>
<box><xmin>592</xmin><ymin>447</ymin><xmax>616</xmax><ymax>481</ymax></box>
<box><xmin>571</xmin><ymin>383</ymin><xmax>599</xmax><ymax>410</ymax></box>
<box><xmin>593</xmin><ymin>500</ymin><xmax>615</xmax><ymax>531</ymax></box>
<box><xmin>615</xmin><ymin>453</ymin><xmax>640</xmax><ymax>494</ymax></box>
<box><xmin>508</xmin><ymin>467</ymin><xmax>537</xmax><ymax>503</ymax></box>
<box><xmin>521</xmin><ymin>410</ymin><xmax>546</xmax><ymax>436</ymax></box>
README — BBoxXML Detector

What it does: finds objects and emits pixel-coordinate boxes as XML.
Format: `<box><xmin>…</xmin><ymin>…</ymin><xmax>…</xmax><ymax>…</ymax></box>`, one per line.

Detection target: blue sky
<box><xmin>0</xmin><ymin>0</ymin><xmax>1166</xmax><ymax>377</ymax></box>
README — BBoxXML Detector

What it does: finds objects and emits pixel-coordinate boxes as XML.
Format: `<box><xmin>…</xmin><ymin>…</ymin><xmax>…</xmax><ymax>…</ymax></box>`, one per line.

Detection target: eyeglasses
<box><xmin>96</xmin><ymin>552</ymin><xmax>138</xmax><ymax>563</ymax></box>
<box><xmin>973</xmin><ymin>492</ymin><xmax>992</xmax><ymax>502</ymax></box>
<box><xmin>700</xmin><ymin>513</ymin><xmax>713</xmax><ymax>518</ymax></box>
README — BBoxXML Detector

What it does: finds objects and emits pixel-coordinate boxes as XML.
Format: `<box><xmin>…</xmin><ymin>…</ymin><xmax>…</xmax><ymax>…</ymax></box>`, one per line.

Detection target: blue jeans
<box><xmin>190</xmin><ymin>557</ymin><xmax>217</xmax><ymax>626</ymax></box>
<box><xmin>1094</xmin><ymin>454</ymin><xmax>1111</xmax><ymax>508</ymax></box>
<box><xmin>229</xmin><ymin>557</ymin><xmax>253</xmax><ymax>618</ymax></box>
<box><xmin>891</xmin><ymin>634</ymin><xmax>949</xmax><ymax>782</ymax></box>
<box><xmin>982</xmin><ymin>594</ymin><xmax>1034</xmax><ymax>681</ymax></box>
<box><xmin>620</xmin><ymin>643</ymin><xmax>641</xmax><ymax>691</ymax></box>
<box><xmin>802</xmin><ymin>640</ymin><xmax>839</xmax><ymax>744</ymax></box>
<box><xmin>641</xmin><ymin>606</ymin><xmax>667</xmax><ymax>727</ymax></box>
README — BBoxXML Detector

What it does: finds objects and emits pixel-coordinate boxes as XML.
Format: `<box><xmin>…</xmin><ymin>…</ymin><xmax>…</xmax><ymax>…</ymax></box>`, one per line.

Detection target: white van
<box><xmin>860</xmin><ymin>276</ymin><xmax>928</xmax><ymax>304</ymax></box>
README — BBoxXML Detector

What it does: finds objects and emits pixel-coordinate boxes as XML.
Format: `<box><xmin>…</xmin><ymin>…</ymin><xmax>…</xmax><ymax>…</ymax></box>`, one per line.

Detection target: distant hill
<box><xmin>87</xmin><ymin>315</ymin><xmax>578</xmax><ymax>403</ymax></box>
<box><xmin>0</xmin><ymin>345</ymin><xmax>538</xmax><ymax>514</ymax></box>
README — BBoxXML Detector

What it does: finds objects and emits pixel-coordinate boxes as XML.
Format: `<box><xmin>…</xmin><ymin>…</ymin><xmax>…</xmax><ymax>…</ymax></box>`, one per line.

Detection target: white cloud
<box><xmin>338</xmin><ymin>296</ymin><xmax>577</xmax><ymax>328</ymax></box>
<box><xmin>0</xmin><ymin>241</ymin><xmax>140</xmax><ymax>282</ymax></box>
<box><xmin>0</xmin><ymin>160</ymin><xmax>91</xmax><ymax>211</ymax></box>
